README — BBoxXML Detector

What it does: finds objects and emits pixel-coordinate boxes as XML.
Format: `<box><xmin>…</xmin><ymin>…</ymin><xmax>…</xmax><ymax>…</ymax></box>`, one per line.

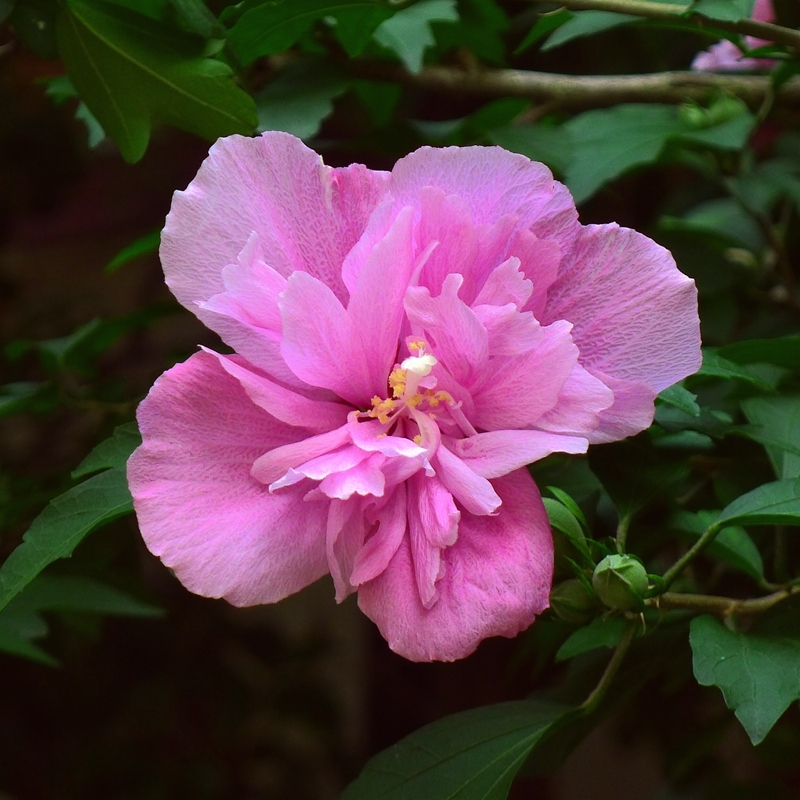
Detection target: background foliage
<box><xmin>1</xmin><ymin>0</ymin><xmax>800</xmax><ymax>797</ymax></box>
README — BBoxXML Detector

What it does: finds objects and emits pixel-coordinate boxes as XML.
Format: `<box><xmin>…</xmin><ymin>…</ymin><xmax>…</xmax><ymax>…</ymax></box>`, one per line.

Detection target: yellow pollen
<box><xmin>407</xmin><ymin>394</ymin><xmax>424</xmax><ymax>408</ymax></box>
<box><xmin>408</xmin><ymin>340</ymin><xmax>425</xmax><ymax>352</ymax></box>
<box><xmin>413</xmin><ymin>434</ymin><xmax>423</xmax><ymax>444</ymax></box>
<box><xmin>367</xmin><ymin>397</ymin><xmax>397</xmax><ymax>424</ymax></box>
<box><xmin>388</xmin><ymin>368</ymin><xmax>407</xmax><ymax>398</ymax></box>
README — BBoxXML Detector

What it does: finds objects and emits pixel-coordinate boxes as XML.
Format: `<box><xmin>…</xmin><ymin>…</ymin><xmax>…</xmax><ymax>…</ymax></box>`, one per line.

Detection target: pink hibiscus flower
<box><xmin>128</xmin><ymin>132</ymin><xmax>701</xmax><ymax>662</ymax></box>
<box><xmin>692</xmin><ymin>0</ymin><xmax>775</xmax><ymax>71</ymax></box>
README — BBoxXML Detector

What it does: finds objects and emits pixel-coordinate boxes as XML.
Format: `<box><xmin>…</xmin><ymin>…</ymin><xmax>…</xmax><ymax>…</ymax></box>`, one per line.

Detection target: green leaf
<box><xmin>672</xmin><ymin>510</ymin><xmax>764</xmax><ymax>581</ymax></box>
<box><xmin>72</xmin><ymin>423</ymin><xmax>141</xmax><ymax>478</ymax></box>
<box><xmin>373</xmin><ymin>0</ymin><xmax>458</xmax><ymax>73</ymax></box>
<box><xmin>657</xmin><ymin>384</ymin><xmax>700</xmax><ymax>417</ymax></box>
<box><xmin>0</xmin><ymin>468</ymin><xmax>133</xmax><ymax>613</ymax></box>
<box><xmin>718</xmin><ymin>336</ymin><xmax>800</xmax><ymax>370</ymax></box>
<box><xmin>105</xmin><ymin>229</ymin><xmax>161</xmax><ymax>272</ymax></box>
<box><xmin>542</xmin><ymin>10</ymin><xmax>637</xmax><ymax>51</ymax></box>
<box><xmin>514</xmin><ymin>8</ymin><xmax>571</xmax><ymax>55</ymax></box>
<box><xmin>168</xmin><ymin>0</ymin><xmax>226</xmax><ymax>38</ymax></box>
<box><xmin>8</xmin><ymin>575</ymin><xmax>160</xmax><ymax>617</ymax></box>
<box><xmin>556</xmin><ymin>617</ymin><xmax>627</xmax><ymax>662</ymax></box>
<box><xmin>0</xmin><ymin>606</ymin><xmax>57</xmax><ymax>666</ymax></box>
<box><xmin>661</xmin><ymin>197</ymin><xmax>763</xmax><ymax>250</ymax></box>
<box><xmin>697</xmin><ymin>349</ymin><xmax>772</xmax><ymax>389</ymax></box>
<box><xmin>228</xmin><ymin>0</ymin><xmax>389</xmax><ymax>65</ymax></box>
<box><xmin>341</xmin><ymin>700</ymin><xmax>570</xmax><ymax>800</ymax></box>
<box><xmin>690</xmin><ymin>614</ymin><xmax>800</xmax><ymax>744</ymax></box>
<box><xmin>488</xmin><ymin>124</ymin><xmax>572</xmax><ymax>175</ymax></box>
<box><xmin>0</xmin><ymin>382</ymin><xmax>55</xmax><ymax>418</ymax></box>
<box><xmin>677</xmin><ymin>112</ymin><xmax>754</xmax><ymax>150</ymax></box>
<box><xmin>333</xmin><ymin>3</ymin><xmax>392</xmax><ymax>55</ymax></box>
<box><xmin>256</xmin><ymin>59</ymin><xmax>348</xmax><ymax>139</ymax></box>
<box><xmin>589</xmin><ymin>435</ymin><xmax>690</xmax><ymax>525</ymax></box>
<box><xmin>742</xmin><ymin>397</ymin><xmax>800</xmax><ymax>479</ymax></box>
<box><xmin>690</xmin><ymin>0</ymin><xmax>755</xmax><ymax>22</ymax></box>
<box><xmin>715</xmin><ymin>478</ymin><xmax>800</xmax><ymax>529</ymax></box>
<box><xmin>564</xmin><ymin>105</ymin><xmax>684</xmax><ymax>204</ymax></box>
<box><xmin>58</xmin><ymin>0</ymin><xmax>257</xmax><ymax>163</ymax></box>
<box><xmin>543</xmin><ymin>498</ymin><xmax>590</xmax><ymax>563</ymax></box>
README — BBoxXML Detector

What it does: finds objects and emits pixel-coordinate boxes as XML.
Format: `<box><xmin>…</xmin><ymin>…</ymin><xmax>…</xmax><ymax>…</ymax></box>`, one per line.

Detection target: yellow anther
<box><xmin>408</xmin><ymin>340</ymin><xmax>425</xmax><ymax>352</ymax></box>
<box><xmin>371</xmin><ymin>396</ymin><xmax>383</xmax><ymax>408</ymax></box>
<box><xmin>413</xmin><ymin>434</ymin><xmax>423</xmax><ymax>444</ymax></box>
<box><xmin>436</xmin><ymin>390</ymin><xmax>453</xmax><ymax>404</ymax></box>
<box><xmin>388</xmin><ymin>368</ymin><xmax>407</xmax><ymax>398</ymax></box>
<box><xmin>407</xmin><ymin>394</ymin><xmax>424</xmax><ymax>408</ymax></box>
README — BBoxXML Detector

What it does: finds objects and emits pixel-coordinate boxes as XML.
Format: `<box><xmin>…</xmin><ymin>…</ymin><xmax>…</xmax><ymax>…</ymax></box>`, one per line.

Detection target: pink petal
<box><xmin>358</xmin><ymin>469</ymin><xmax>553</xmax><ymax>662</ymax></box>
<box><xmin>390</xmin><ymin>145</ymin><xmax>573</xmax><ymax>232</ymax></box>
<box><xmin>348</xmin><ymin>207</ymin><xmax>416</xmax><ymax>392</ymax></box>
<box><xmin>349</xmin><ymin>419</ymin><xmax>426</xmax><ymax>458</ymax></box>
<box><xmin>128</xmin><ymin>351</ymin><xmax>328</xmax><ymax>606</ymax></box>
<box><xmin>443</xmin><ymin>429</ymin><xmax>588</xmax><ymax>479</ymax></box>
<box><xmin>350</xmin><ymin>485</ymin><xmax>408</xmax><ymax>586</ymax></box>
<box><xmin>408</xmin><ymin>473</ymin><xmax>460</xmax><ymax>608</ymax></box>
<box><xmin>279</xmin><ymin>271</ymin><xmax>374</xmax><ymax>405</ymax></box>
<box><xmin>473</xmin><ymin>256</ymin><xmax>533</xmax><ymax>308</ymax></box>
<box><xmin>433</xmin><ymin>444</ymin><xmax>501</xmax><ymax>516</ymax></box>
<box><xmin>162</xmin><ymin>132</ymin><xmax>388</xmax><ymax>313</ymax></box>
<box><xmin>319</xmin><ymin>452</ymin><xmax>387</xmax><ymax>499</ymax></box>
<box><xmin>586</xmin><ymin>371</ymin><xmax>658</xmax><ymax>444</ymax></box>
<box><xmin>326</xmin><ymin>498</ymin><xmax>367</xmax><ymax>601</ymax></box>
<box><xmin>472</xmin><ymin>303</ymin><xmax>543</xmax><ymax>357</ymax></box>
<box><xmin>533</xmin><ymin>363</ymin><xmax>614</xmax><ymax>437</ymax></box>
<box><xmin>541</xmin><ymin>224</ymin><xmax>701</xmax><ymax>393</ymax></box>
<box><xmin>404</xmin><ymin>274</ymin><xmax>489</xmax><ymax>385</ymax></box>
<box><xmin>470</xmin><ymin>320</ymin><xmax>578</xmax><ymax>430</ymax></box>
<box><xmin>251</xmin><ymin>425</ymin><xmax>351</xmax><ymax>485</ymax></box>
<box><xmin>207</xmin><ymin>350</ymin><xmax>350</xmax><ymax>433</ymax></box>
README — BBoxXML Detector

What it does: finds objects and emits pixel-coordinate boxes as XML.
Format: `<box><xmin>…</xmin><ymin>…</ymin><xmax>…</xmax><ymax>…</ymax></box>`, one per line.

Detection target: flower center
<box><xmin>366</xmin><ymin>340</ymin><xmax>452</xmax><ymax>427</ymax></box>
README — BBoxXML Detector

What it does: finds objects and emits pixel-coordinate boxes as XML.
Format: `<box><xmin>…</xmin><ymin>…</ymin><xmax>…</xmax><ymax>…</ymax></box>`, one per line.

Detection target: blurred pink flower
<box><xmin>128</xmin><ymin>133</ymin><xmax>701</xmax><ymax>662</ymax></box>
<box><xmin>692</xmin><ymin>0</ymin><xmax>774</xmax><ymax>71</ymax></box>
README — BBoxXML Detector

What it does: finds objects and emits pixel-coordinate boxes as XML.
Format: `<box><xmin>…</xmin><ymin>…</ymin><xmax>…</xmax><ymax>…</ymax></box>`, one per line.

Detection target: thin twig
<box><xmin>347</xmin><ymin>62</ymin><xmax>800</xmax><ymax>109</ymax></box>
<box><xmin>648</xmin><ymin>586</ymin><xmax>800</xmax><ymax>615</ymax></box>
<box><xmin>660</xmin><ymin>523</ymin><xmax>721</xmax><ymax>590</ymax></box>
<box><xmin>524</xmin><ymin>0</ymin><xmax>800</xmax><ymax>51</ymax></box>
<box><xmin>579</xmin><ymin>619</ymin><xmax>639</xmax><ymax>714</ymax></box>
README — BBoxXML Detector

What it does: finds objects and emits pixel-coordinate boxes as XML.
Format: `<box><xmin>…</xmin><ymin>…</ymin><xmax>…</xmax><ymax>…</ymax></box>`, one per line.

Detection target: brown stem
<box><xmin>648</xmin><ymin>586</ymin><xmax>800</xmax><ymax>615</ymax></box>
<box><xmin>347</xmin><ymin>62</ymin><xmax>800</xmax><ymax>109</ymax></box>
<box><xmin>525</xmin><ymin>0</ymin><xmax>800</xmax><ymax>51</ymax></box>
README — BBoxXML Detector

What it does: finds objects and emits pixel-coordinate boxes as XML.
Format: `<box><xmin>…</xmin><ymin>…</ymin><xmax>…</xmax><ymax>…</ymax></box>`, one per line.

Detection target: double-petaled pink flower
<box><xmin>128</xmin><ymin>133</ymin><xmax>700</xmax><ymax>661</ymax></box>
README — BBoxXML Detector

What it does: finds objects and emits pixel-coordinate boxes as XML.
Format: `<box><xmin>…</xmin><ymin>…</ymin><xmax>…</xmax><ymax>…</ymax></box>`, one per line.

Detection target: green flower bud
<box><xmin>550</xmin><ymin>579</ymin><xmax>597</xmax><ymax>624</ymax></box>
<box><xmin>592</xmin><ymin>554</ymin><xmax>649</xmax><ymax>611</ymax></box>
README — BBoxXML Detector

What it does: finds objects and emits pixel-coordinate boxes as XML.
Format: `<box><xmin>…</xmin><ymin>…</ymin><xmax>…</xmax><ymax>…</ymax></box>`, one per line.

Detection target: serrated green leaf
<box><xmin>564</xmin><ymin>105</ymin><xmax>684</xmax><ymax>204</ymax></box>
<box><xmin>256</xmin><ymin>59</ymin><xmax>348</xmax><ymax>139</ymax></box>
<box><xmin>691</xmin><ymin>614</ymin><xmax>800</xmax><ymax>744</ymax></box>
<box><xmin>229</xmin><ymin>0</ymin><xmax>388</xmax><ymax>65</ymax></box>
<box><xmin>657</xmin><ymin>384</ymin><xmax>700</xmax><ymax>417</ymax></box>
<box><xmin>742</xmin><ymin>396</ymin><xmax>800</xmax><ymax>479</ymax></box>
<box><xmin>697</xmin><ymin>349</ymin><xmax>772</xmax><ymax>388</ymax></box>
<box><xmin>691</xmin><ymin>0</ymin><xmax>755</xmax><ymax>22</ymax></box>
<box><xmin>58</xmin><ymin>0</ymin><xmax>256</xmax><ymax>162</ymax></box>
<box><xmin>72</xmin><ymin>423</ymin><xmax>141</xmax><ymax>479</ymax></box>
<box><xmin>341</xmin><ymin>700</ymin><xmax>570</xmax><ymax>800</ymax></box>
<box><xmin>718</xmin><ymin>336</ymin><xmax>800</xmax><ymax>370</ymax></box>
<box><xmin>556</xmin><ymin>617</ymin><xmax>627</xmax><ymax>662</ymax></box>
<box><xmin>514</xmin><ymin>8</ymin><xmax>571</xmax><ymax>55</ymax></box>
<box><xmin>106</xmin><ymin>229</ymin><xmax>161</xmax><ymax>272</ymax></box>
<box><xmin>488</xmin><ymin>124</ymin><xmax>572</xmax><ymax>175</ymax></box>
<box><xmin>715</xmin><ymin>478</ymin><xmax>800</xmax><ymax>529</ymax></box>
<box><xmin>542</xmin><ymin>10</ymin><xmax>637</xmax><ymax>51</ymax></box>
<box><xmin>0</xmin><ymin>469</ymin><xmax>133</xmax><ymax>613</ymax></box>
<box><xmin>374</xmin><ymin>0</ymin><xmax>458</xmax><ymax>73</ymax></box>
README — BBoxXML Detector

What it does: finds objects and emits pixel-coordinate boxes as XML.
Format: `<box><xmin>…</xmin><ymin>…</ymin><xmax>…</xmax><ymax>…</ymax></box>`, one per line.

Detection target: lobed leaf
<box><xmin>691</xmin><ymin>614</ymin><xmax>800</xmax><ymax>744</ymax></box>
<box><xmin>58</xmin><ymin>0</ymin><xmax>256</xmax><ymax>162</ymax></box>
